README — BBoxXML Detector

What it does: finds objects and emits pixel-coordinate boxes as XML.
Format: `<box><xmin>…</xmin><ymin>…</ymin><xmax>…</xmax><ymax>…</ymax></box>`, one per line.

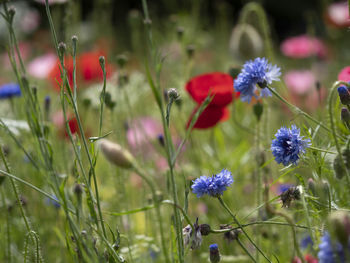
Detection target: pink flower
<box><xmin>20</xmin><ymin>8</ymin><xmax>40</xmax><ymax>33</ymax></box>
<box><xmin>338</xmin><ymin>66</ymin><xmax>350</xmax><ymax>82</ymax></box>
<box><xmin>2</xmin><ymin>42</ymin><xmax>31</xmax><ymax>69</ymax></box>
<box><xmin>126</xmin><ymin>117</ymin><xmax>163</xmax><ymax>151</ymax></box>
<box><xmin>280</xmin><ymin>35</ymin><xmax>327</xmax><ymax>59</ymax></box>
<box><xmin>28</xmin><ymin>53</ymin><xmax>57</xmax><ymax>79</ymax></box>
<box><xmin>284</xmin><ymin>70</ymin><xmax>316</xmax><ymax>95</ymax></box>
<box><xmin>326</xmin><ymin>1</ymin><xmax>350</xmax><ymax>28</ymax></box>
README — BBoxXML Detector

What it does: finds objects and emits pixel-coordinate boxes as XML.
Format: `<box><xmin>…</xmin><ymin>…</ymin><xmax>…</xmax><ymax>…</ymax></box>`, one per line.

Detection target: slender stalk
<box><xmin>237</xmin><ymin>237</ymin><xmax>257</xmax><ymax>263</ymax></box>
<box><xmin>217</xmin><ymin>196</ymin><xmax>271</xmax><ymax>262</ymax></box>
<box><xmin>267</xmin><ymin>86</ymin><xmax>345</xmax><ymax>140</ymax></box>
<box><xmin>328</xmin><ymin>81</ymin><xmax>350</xmax><ymax>188</ymax></box>
<box><xmin>1</xmin><ymin>186</ymin><xmax>11</xmax><ymax>263</ymax></box>
<box><xmin>133</xmin><ymin>164</ymin><xmax>170</xmax><ymax>263</ymax></box>
<box><xmin>255</xmin><ymin>116</ymin><xmax>262</xmax><ymax>262</ymax></box>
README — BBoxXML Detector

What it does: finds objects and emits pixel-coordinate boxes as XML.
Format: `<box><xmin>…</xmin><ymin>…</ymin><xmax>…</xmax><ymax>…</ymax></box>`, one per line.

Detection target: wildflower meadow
<box><xmin>1</xmin><ymin>0</ymin><xmax>350</xmax><ymax>262</ymax></box>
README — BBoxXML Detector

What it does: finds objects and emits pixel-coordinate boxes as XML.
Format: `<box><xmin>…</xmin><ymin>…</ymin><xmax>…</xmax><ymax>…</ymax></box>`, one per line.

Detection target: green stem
<box><xmin>328</xmin><ymin>81</ymin><xmax>350</xmax><ymax>188</ymax></box>
<box><xmin>267</xmin><ymin>86</ymin><xmax>344</xmax><ymax>140</ymax></box>
<box><xmin>237</xmin><ymin>237</ymin><xmax>257</xmax><ymax>263</ymax></box>
<box><xmin>217</xmin><ymin>196</ymin><xmax>271</xmax><ymax>262</ymax></box>
<box><xmin>133</xmin><ymin>164</ymin><xmax>170</xmax><ymax>263</ymax></box>
<box><xmin>1</xmin><ymin>186</ymin><xmax>11</xmax><ymax>262</ymax></box>
<box><xmin>255</xmin><ymin>118</ymin><xmax>262</xmax><ymax>262</ymax></box>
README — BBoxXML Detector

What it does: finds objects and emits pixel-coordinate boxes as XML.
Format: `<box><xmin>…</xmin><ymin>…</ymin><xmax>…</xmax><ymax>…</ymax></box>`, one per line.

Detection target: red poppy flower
<box><xmin>186</xmin><ymin>72</ymin><xmax>235</xmax><ymax>107</ymax></box>
<box><xmin>52</xmin><ymin>111</ymin><xmax>81</xmax><ymax>139</ymax></box>
<box><xmin>48</xmin><ymin>50</ymin><xmax>114</xmax><ymax>92</ymax></box>
<box><xmin>187</xmin><ymin>106</ymin><xmax>230</xmax><ymax>129</ymax></box>
<box><xmin>338</xmin><ymin>66</ymin><xmax>350</xmax><ymax>82</ymax></box>
<box><xmin>78</xmin><ymin>51</ymin><xmax>113</xmax><ymax>82</ymax></box>
<box><xmin>48</xmin><ymin>57</ymin><xmax>74</xmax><ymax>92</ymax></box>
<box><xmin>185</xmin><ymin>72</ymin><xmax>237</xmax><ymax>129</ymax></box>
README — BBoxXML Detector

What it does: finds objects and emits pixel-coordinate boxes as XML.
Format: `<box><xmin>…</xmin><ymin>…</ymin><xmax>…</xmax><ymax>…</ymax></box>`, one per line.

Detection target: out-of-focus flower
<box><xmin>45</xmin><ymin>195</ymin><xmax>60</xmax><ymax>209</ymax></box>
<box><xmin>186</xmin><ymin>72</ymin><xmax>237</xmax><ymax>129</ymax></box>
<box><xmin>271</xmin><ymin>125</ymin><xmax>311</xmax><ymax>166</ymax></box>
<box><xmin>318</xmin><ymin>232</ymin><xmax>346</xmax><ymax>263</ymax></box>
<box><xmin>300</xmin><ymin>235</ymin><xmax>314</xmax><ymax>249</ymax></box>
<box><xmin>338</xmin><ymin>66</ymin><xmax>350</xmax><ymax>82</ymax></box>
<box><xmin>79</xmin><ymin>51</ymin><xmax>114</xmax><ymax>82</ymax></box>
<box><xmin>192</xmin><ymin>169</ymin><xmax>233</xmax><ymax>198</ymax></box>
<box><xmin>280</xmin><ymin>35</ymin><xmax>327</xmax><ymax>59</ymax></box>
<box><xmin>293</xmin><ymin>254</ymin><xmax>318</xmax><ymax>263</ymax></box>
<box><xmin>126</xmin><ymin>117</ymin><xmax>163</xmax><ymax>151</ymax></box>
<box><xmin>0</xmin><ymin>83</ymin><xmax>21</xmax><ymax>99</ymax></box>
<box><xmin>48</xmin><ymin>51</ymin><xmax>114</xmax><ymax>91</ymax></box>
<box><xmin>52</xmin><ymin>111</ymin><xmax>80</xmax><ymax>138</ymax></box>
<box><xmin>28</xmin><ymin>53</ymin><xmax>57</xmax><ymax>79</ymax></box>
<box><xmin>325</xmin><ymin>1</ymin><xmax>350</xmax><ymax>28</ymax></box>
<box><xmin>2</xmin><ymin>42</ymin><xmax>31</xmax><ymax>69</ymax></box>
<box><xmin>209</xmin><ymin>244</ymin><xmax>221</xmax><ymax>263</ymax></box>
<box><xmin>284</xmin><ymin>70</ymin><xmax>316</xmax><ymax>95</ymax></box>
<box><xmin>234</xmin><ymin>57</ymin><xmax>281</xmax><ymax>103</ymax></box>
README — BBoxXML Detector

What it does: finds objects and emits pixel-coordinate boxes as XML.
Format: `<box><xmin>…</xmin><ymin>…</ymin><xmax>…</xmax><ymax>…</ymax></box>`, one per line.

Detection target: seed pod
<box><xmin>328</xmin><ymin>211</ymin><xmax>350</xmax><ymax>247</ymax></box>
<box><xmin>99</xmin><ymin>139</ymin><xmax>134</xmax><ymax>169</ymax></box>
<box><xmin>333</xmin><ymin>148</ymin><xmax>350</xmax><ymax>179</ymax></box>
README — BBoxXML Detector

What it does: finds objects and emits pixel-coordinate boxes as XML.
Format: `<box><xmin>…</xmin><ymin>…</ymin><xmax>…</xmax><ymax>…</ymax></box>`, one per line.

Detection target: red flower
<box><xmin>79</xmin><ymin>51</ymin><xmax>113</xmax><ymax>82</ymax></box>
<box><xmin>48</xmin><ymin>50</ymin><xmax>114</xmax><ymax>92</ymax></box>
<box><xmin>292</xmin><ymin>254</ymin><xmax>318</xmax><ymax>263</ymax></box>
<box><xmin>338</xmin><ymin>66</ymin><xmax>350</xmax><ymax>82</ymax></box>
<box><xmin>186</xmin><ymin>72</ymin><xmax>234</xmax><ymax>107</ymax></box>
<box><xmin>185</xmin><ymin>72</ymin><xmax>237</xmax><ymax>129</ymax></box>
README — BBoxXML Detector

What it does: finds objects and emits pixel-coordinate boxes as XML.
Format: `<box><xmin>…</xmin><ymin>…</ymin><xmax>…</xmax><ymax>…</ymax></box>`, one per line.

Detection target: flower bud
<box><xmin>99</xmin><ymin>56</ymin><xmax>105</xmax><ymax>69</ymax></box>
<box><xmin>58</xmin><ymin>42</ymin><xmax>66</xmax><ymax>58</ymax></box>
<box><xmin>337</xmin><ymin>86</ymin><xmax>350</xmax><ymax>105</ymax></box>
<box><xmin>168</xmin><ymin>88</ymin><xmax>180</xmax><ymax>101</ymax></box>
<box><xmin>307</xmin><ymin>178</ymin><xmax>315</xmax><ymax>195</ymax></box>
<box><xmin>176</xmin><ymin>26</ymin><xmax>184</xmax><ymax>40</ymax></box>
<box><xmin>8</xmin><ymin>7</ymin><xmax>16</xmax><ymax>24</ymax></box>
<box><xmin>327</xmin><ymin>211</ymin><xmax>350</xmax><ymax>247</ymax></box>
<box><xmin>199</xmin><ymin>224</ymin><xmax>211</xmax><ymax>236</ymax></box>
<box><xmin>253</xmin><ymin>102</ymin><xmax>263</xmax><ymax>121</ymax></box>
<box><xmin>186</xmin><ymin>44</ymin><xmax>195</xmax><ymax>59</ymax></box>
<box><xmin>333</xmin><ymin>148</ymin><xmax>350</xmax><ymax>179</ymax></box>
<box><xmin>73</xmin><ymin>183</ymin><xmax>83</xmax><ymax>196</ymax></box>
<box><xmin>209</xmin><ymin>244</ymin><xmax>221</xmax><ymax>263</ymax></box>
<box><xmin>116</xmin><ymin>54</ymin><xmax>128</xmax><ymax>68</ymax></box>
<box><xmin>341</xmin><ymin>107</ymin><xmax>350</xmax><ymax>122</ymax></box>
<box><xmin>71</xmin><ymin>35</ymin><xmax>78</xmax><ymax>43</ymax></box>
<box><xmin>99</xmin><ymin>139</ymin><xmax>134</xmax><ymax>169</ymax></box>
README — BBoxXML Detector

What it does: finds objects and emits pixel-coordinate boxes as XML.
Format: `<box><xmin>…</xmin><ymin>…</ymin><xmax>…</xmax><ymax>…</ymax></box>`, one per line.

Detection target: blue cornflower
<box><xmin>209</xmin><ymin>244</ymin><xmax>220</xmax><ymax>263</ymax></box>
<box><xmin>278</xmin><ymin>184</ymin><xmax>294</xmax><ymax>194</ymax></box>
<box><xmin>191</xmin><ymin>169</ymin><xmax>233</xmax><ymax>198</ymax></box>
<box><xmin>45</xmin><ymin>195</ymin><xmax>61</xmax><ymax>209</ymax></box>
<box><xmin>337</xmin><ymin>86</ymin><xmax>350</xmax><ymax>105</ymax></box>
<box><xmin>271</xmin><ymin>125</ymin><xmax>311</xmax><ymax>166</ymax></box>
<box><xmin>300</xmin><ymin>235</ymin><xmax>313</xmax><ymax>250</ymax></box>
<box><xmin>0</xmin><ymin>83</ymin><xmax>21</xmax><ymax>99</ymax></box>
<box><xmin>234</xmin><ymin>57</ymin><xmax>281</xmax><ymax>103</ymax></box>
<box><xmin>318</xmin><ymin>232</ymin><xmax>346</xmax><ymax>263</ymax></box>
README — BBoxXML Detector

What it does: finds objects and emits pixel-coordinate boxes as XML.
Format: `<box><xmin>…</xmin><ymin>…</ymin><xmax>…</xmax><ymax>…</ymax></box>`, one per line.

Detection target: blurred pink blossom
<box><xmin>126</xmin><ymin>117</ymin><xmax>163</xmax><ymax>151</ymax></box>
<box><xmin>280</xmin><ymin>35</ymin><xmax>327</xmax><ymax>58</ymax></box>
<box><xmin>284</xmin><ymin>70</ymin><xmax>316</xmax><ymax>95</ymax></box>
<box><xmin>28</xmin><ymin>53</ymin><xmax>57</xmax><ymax>79</ymax></box>
<box><xmin>2</xmin><ymin>42</ymin><xmax>31</xmax><ymax>69</ymax></box>
<box><xmin>20</xmin><ymin>8</ymin><xmax>40</xmax><ymax>33</ymax></box>
<box><xmin>338</xmin><ymin>66</ymin><xmax>350</xmax><ymax>82</ymax></box>
<box><xmin>326</xmin><ymin>1</ymin><xmax>350</xmax><ymax>28</ymax></box>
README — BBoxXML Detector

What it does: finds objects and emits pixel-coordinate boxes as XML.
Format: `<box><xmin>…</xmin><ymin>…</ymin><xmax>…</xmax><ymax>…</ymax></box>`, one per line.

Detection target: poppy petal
<box><xmin>187</xmin><ymin>105</ymin><xmax>230</xmax><ymax>129</ymax></box>
<box><xmin>185</xmin><ymin>72</ymin><xmax>235</xmax><ymax>107</ymax></box>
